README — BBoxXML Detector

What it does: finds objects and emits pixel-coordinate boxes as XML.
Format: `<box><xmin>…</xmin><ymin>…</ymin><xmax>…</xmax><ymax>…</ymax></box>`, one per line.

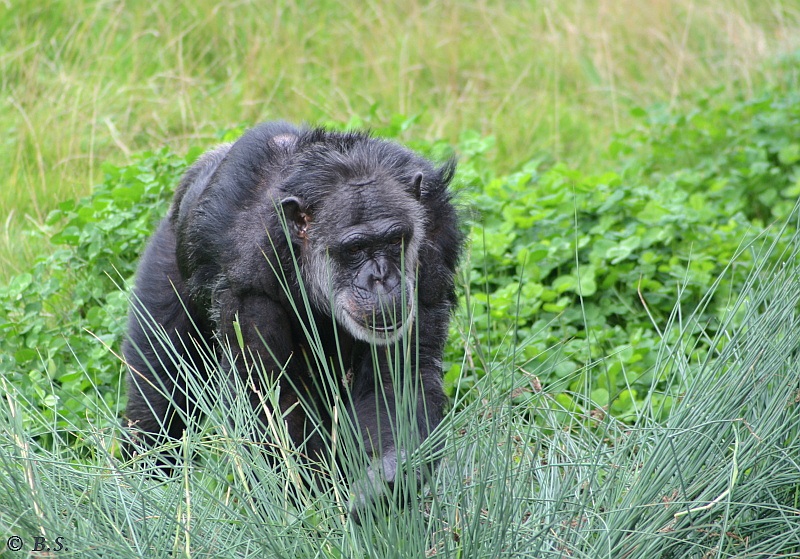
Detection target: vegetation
<box><xmin>2</xmin><ymin>1</ymin><xmax>800</xmax><ymax>557</ymax></box>
<box><xmin>453</xmin><ymin>89</ymin><xmax>800</xmax><ymax>421</ymax></box>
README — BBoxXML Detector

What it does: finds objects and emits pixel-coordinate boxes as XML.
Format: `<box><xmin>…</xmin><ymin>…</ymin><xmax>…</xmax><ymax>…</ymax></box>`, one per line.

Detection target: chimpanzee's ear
<box><xmin>280</xmin><ymin>196</ymin><xmax>311</xmax><ymax>241</ymax></box>
<box><xmin>412</xmin><ymin>172</ymin><xmax>423</xmax><ymax>200</ymax></box>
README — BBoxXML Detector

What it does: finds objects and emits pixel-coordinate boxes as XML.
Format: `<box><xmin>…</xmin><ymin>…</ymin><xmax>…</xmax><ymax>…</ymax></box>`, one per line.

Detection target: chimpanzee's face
<box><xmin>286</xmin><ymin>175</ymin><xmax>425</xmax><ymax>344</ymax></box>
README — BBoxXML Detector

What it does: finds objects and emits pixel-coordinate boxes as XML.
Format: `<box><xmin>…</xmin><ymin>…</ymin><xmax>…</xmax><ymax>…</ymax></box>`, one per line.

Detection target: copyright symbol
<box><xmin>6</xmin><ymin>536</ymin><xmax>23</xmax><ymax>551</ymax></box>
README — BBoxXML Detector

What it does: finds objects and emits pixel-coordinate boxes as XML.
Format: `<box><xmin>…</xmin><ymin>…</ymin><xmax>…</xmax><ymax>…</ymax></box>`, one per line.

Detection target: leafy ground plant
<box><xmin>1</xmin><ymin>206</ymin><xmax>799</xmax><ymax>558</ymax></box>
<box><xmin>452</xmin><ymin>87</ymin><xmax>800</xmax><ymax>420</ymax></box>
<box><xmin>0</xmin><ymin>147</ymin><xmax>189</xmax><ymax>451</ymax></box>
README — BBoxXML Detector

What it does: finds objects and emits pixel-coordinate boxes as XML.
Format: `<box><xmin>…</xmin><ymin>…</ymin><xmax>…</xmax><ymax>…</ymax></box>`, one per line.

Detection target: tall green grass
<box><xmin>2</xmin><ymin>0</ymin><xmax>800</xmax><ymax>278</ymax></box>
<box><xmin>1</xmin><ymin>208</ymin><xmax>798</xmax><ymax>557</ymax></box>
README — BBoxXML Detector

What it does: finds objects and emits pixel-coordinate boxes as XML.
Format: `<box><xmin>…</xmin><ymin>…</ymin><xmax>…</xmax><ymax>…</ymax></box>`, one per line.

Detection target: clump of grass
<box><xmin>1</xmin><ymin>208</ymin><xmax>798</xmax><ymax>557</ymax></box>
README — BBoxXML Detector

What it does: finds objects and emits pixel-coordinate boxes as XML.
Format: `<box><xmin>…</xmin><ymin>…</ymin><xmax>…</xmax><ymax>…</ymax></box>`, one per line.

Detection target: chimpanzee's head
<box><xmin>279</xmin><ymin>137</ymin><xmax>438</xmax><ymax>345</ymax></box>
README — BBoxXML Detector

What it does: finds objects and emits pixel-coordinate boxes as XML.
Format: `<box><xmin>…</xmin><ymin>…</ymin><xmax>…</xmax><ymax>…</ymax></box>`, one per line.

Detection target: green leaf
<box><xmin>778</xmin><ymin>143</ymin><xmax>800</xmax><ymax>165</ymax></box>
<box><xmin>590</xmin><ymin>388</ymin><xmax>609</xmax><ymax>407</ymax></box>
<box><xmin>14</xmin><ymin>348</ymin><xmax>37</xmax><ymax>363</ymax></box>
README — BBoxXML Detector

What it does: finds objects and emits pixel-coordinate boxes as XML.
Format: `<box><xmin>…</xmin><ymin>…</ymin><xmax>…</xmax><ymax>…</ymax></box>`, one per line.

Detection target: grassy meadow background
<box><xmin>2</xmin><ymin>1</ymin><xmax>800</xmax><ymax>557</ymax></box>
<box><xmin>3</xmin><ymin>0</ymin><xmax>800</xmax><ymax>276</ymax></box>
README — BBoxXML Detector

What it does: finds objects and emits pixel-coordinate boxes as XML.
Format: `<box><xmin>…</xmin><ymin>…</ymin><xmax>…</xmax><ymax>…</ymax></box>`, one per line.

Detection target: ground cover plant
<box><xmin>456</xmin><ymin>87</ymin><xmax>800</xmax><ymax>421</ymax></box>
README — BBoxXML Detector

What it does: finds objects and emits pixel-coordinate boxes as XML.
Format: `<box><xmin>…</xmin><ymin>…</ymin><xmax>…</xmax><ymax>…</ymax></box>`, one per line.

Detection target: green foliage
<box><xmin>448</xmin><ymin>89</ymin><xmax>800</xmax><ymax>421</ymax></box>
<box><xmin>616</xmin><ymin>90</ymin><xmax>800</xmax><ymax>223</ymax></box>
<box><xmin>0</xmin><ymin>148</ymin><xmax>192</xmax><ymax>448</ymax></box>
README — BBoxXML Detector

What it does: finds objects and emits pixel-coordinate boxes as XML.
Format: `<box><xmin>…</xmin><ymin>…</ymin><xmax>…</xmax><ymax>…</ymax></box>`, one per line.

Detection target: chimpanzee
<box><xmin>122</xmin><ymin>121</ymin><xmax>462</xmax><ymax>516</ymax></box>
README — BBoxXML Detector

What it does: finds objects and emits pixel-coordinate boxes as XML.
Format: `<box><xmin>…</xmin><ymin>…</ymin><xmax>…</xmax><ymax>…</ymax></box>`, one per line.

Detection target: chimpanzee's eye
<box><xmin>341</xmin><ymin>241</ymin><xmax>364</xmax><ymax>257</ymax></box>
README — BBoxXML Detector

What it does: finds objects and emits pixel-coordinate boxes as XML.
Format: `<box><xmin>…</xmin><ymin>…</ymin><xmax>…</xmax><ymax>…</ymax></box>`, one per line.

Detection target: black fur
<box><xmin>123</xmin><ymin>121</ymin><xmax>462</xmax><ymax>514</ymax></box>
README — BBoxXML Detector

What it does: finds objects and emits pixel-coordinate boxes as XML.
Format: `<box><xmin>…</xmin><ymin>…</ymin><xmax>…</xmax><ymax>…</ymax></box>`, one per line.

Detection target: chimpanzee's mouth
<box><xmin>367</xmin><ymin>316</ymin><xmax>403</xmax><ymax>334</ymax></box>
<box><xmin>345</xmin><ymin>309</ymin><xmax>404</xmax><ymax>335</ymax></box>
<box><xmin>370</xmin><ymin>322</ymin><xmax>402</xmax><ymax>333</ymax></box>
